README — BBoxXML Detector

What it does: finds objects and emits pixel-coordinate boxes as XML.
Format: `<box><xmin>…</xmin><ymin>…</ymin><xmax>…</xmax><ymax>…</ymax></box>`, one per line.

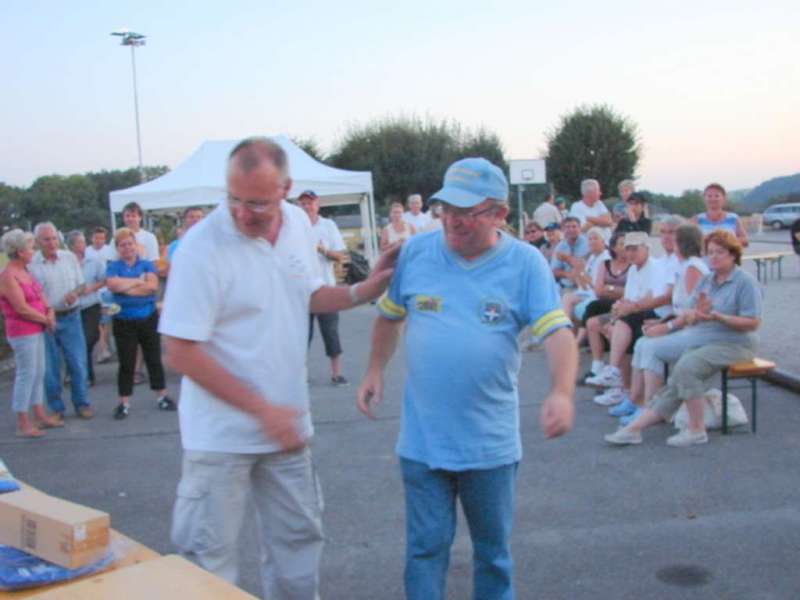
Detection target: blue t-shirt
<box><xmin>106</xmin><ymin>258</ymin><xmax>157</xmax><ymax>320</ymax></box>
<box><xmin>377</xmin><ymin>230</ymin><xmax>571</xmax><ymax>471</ymax></box>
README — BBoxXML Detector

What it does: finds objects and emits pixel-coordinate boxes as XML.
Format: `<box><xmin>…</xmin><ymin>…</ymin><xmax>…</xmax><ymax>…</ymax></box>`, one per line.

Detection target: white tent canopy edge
<box><xmin>108</xmin><ymin>134</ymin><xmax>379</xmax><ymax>263</ymax></box>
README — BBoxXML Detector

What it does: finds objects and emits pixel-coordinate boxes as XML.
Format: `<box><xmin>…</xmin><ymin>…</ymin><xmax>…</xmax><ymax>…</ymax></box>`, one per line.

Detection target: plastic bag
<box><xmin>0</xmin><ymin>536</ymin><xmax>131</xmax><ymax>590</ymax></box>
<box><xmin>672</xmin><ymin>388</ymin><xmax>749</xmax><ymax>431</ymax></box>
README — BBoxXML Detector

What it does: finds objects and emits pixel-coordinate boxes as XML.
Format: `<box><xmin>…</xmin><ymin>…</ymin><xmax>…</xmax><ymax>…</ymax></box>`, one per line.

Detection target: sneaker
<box><xmin>113</xmin><ymin>404</ymin><xmax>130</xmax><ymax>420</ymax></box>
<box><xmin>577</xmin><ymin>370</ymin><xmax>598</xmax><ymax>386</ymax></box>
<box><xmin>604</xmin><ymin>428</ymin><xmax>643</xmax><ymax>446</ymax></box>
<box><xmin>331</xmin><ymin>375</ymin><xmax>349</xmax><ymax>386</ymax></box>
<box><xmin>585</xmin><ymin>365</ymin><xmax>623</xmax><ymax>388</ymax></box>
<box><xmin>666</xmin><ymin>429</ymin><xmax>708</xmax><ymax>448</ymax></box>
<box><xmin>619</xmin><ymin>406</ymin><xmax>643</xmax><ymax>427</ymax></box>
<box><xmin>593</xmin><ymin>388</ymin><xmax>625</xmax><ymax>407</ymax></box>
<box><xmin>157</xmin><ymin>396</ymin><xmax>177</xmax><ymax>411</ymax></box>
<box><xmin>609</xmin><ymin>397</ymin><xmax>636</xmax><ymax>417</ymax></box>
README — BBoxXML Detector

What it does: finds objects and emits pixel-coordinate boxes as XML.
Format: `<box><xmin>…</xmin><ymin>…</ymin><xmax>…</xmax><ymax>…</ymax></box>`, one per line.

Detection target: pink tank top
<box><xmin>1</xmin><ymin>275</ymin><xmax>47</xmax><ymax>338</ymax></box>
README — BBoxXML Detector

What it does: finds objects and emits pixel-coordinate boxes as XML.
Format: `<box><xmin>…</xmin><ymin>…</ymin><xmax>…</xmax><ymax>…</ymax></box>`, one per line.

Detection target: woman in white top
<box><xmin>562</xmin><ymin>227</ymin><xmax>610</xmax><ymax>341</ymax></box>
<box><xmin>612</xmin><ymin>224</ymin><xmax>710</xmax><ymax>421</ymax></box>
<box><xmin>380</xmin><ymin>202</ymin><xmax>415</xmax><ymax>251</ymax></box>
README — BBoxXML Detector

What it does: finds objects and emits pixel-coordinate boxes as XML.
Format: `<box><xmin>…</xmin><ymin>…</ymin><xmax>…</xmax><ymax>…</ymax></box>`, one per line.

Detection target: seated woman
<box><xmin>106</xmin><ymin>228</ymin><xmax>174</xmax><ymax>420</ymax></box>
<box><xmin>562</xmin><ymin>227</ymin><xmax>609</xmax><ymax>338</ymax></box>
<box><xmin>523</xmin><ymin>221</ymin><xmax>546</xmax><ymax>249</ymax></box>
<box><xmin>580</xmin><ymin>231</ymin><xmax>630</xmax><ymax>382</ymax></box>
<box><xmin>608</xmin><ymin>223</ymin><xmax>709</xmax><ymax>422</ymax></box>
<box><xmin>605</xmin><ymin>230</ymin><xmax>761</xmax><ymax>447</ymax></box>
<box><xmin>380</xmin><ymin>202</ymin><xmax>415</xmax><ymax>251</ymax></box>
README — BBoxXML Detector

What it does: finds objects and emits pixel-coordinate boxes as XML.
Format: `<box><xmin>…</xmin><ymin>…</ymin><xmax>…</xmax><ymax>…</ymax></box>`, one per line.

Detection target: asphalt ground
<box><xmin>1</xmin><ymin>229</ymin><xmax>799</xmax><ymax>599</ymax></box>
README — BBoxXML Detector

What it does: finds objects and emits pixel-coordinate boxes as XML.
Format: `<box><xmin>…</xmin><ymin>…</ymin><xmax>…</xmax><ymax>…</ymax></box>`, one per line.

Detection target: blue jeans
<box><xmin>7</xmin><ymin>333</ymin><xmax>45</xmax><ymax>413</ymax></box>
<box><xmin>44</xmin><ymin>310</ymin><xmax>89</xmax><ymax>414</ymax></box>
<box><xmin>400</xmin><ymin>458</ymin><xmax>518</xmax><ymax>600</ymax></box>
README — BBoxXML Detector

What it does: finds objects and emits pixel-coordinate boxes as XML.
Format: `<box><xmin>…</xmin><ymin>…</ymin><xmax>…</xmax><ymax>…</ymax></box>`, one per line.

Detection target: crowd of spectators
<box><xmin>523</xmin><ymin>179</ymin><xmax>762</xmax><ymax>448</ymax></box>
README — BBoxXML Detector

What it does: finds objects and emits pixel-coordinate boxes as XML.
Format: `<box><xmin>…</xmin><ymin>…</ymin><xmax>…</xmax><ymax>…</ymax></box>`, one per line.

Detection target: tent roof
<box><xmin>109</xmin><ymin>134</ymin><xmax>372</xmax><ymax>213</ymax></box>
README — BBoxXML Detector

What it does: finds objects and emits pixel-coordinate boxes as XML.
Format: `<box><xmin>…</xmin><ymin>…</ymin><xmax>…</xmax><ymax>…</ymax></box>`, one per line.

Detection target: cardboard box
<box><xmin>27</xmin><ymin>554</ymin><xmax>259</xmax><ymax>599</ymax></box>
<box><xmin>0</xmin><ymin>488</ymin><xmax>109</xmax><ymax>569</ymax></box>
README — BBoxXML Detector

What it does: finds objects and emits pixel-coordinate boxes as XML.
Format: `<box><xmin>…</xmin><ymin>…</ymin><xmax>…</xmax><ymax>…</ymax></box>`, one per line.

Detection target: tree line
<box><xmin>9</xmin><ymin>103</ymin><xmax>750</xmax><ymax>233</ymax></box>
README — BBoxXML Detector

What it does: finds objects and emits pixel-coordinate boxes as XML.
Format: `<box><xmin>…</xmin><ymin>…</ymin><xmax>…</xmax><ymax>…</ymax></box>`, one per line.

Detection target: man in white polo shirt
<box><xmin>159</xmin><ymin>137</ymin><xmax>398</xmax><ymax>600</ymax></box>
<box><xmin>297</xmin><ymin>189</ymin><xmax>350</xmax><ymax>385</ymax></box>
<box><xmin>569</xmin><ymin>179</ymin><xmax>613</xmax><ymax>240</ymax></box>
<box><xmin>402</xmin><ymin>193</ymin><xmax>431</xmax><ymax>232</ymax></box>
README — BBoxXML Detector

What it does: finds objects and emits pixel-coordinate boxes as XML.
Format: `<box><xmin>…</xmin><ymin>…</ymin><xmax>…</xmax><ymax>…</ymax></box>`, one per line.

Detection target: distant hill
<box><xmin>742</xmin><ymin>173</ymin><xmax>800</xmax><ymax>208</ymax></box>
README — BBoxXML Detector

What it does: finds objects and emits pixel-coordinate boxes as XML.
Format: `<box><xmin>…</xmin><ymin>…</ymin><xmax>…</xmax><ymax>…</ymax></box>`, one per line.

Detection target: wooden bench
<box><xmin>742</xmin><ymin>252</ymin><xmax>793</xmax><ymax>284</ymax></box>
<box><xmin>663</xmin><ymin>358</ymin><xmax>776</xmax><ymax>434</ymax></box>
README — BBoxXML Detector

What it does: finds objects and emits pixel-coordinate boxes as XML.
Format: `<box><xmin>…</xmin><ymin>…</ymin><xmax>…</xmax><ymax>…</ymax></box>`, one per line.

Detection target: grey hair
<box><xmin>66</xmin><ymin>230</ymin><xmax>85</xmax><ymax>249</ymax></box>
<box><xmin>580</xmin><ymin>179</ymin><xmax>600</xmax><ymax>195</ymax></box>
<box><xmin>227</xmin><ymin>137</ymin><xmax>289</xmax><ymax>178</ymax></box>
<box><xmin>407</xmin><ymin>194</ymin><xmax>422</xmax><ymax>205</ymax></box>
<box><xmin>618</xmin><ymin>179</ymin><xmax>635</xmax><ymax>192</ymax></box>
<box><xmin>1</xmin><ymin>229</ymin><xmax>34</xmax><ymax>259</ymax></box>
<box><xmin>33</xmin><ymin>222</ymin><xmax>57</xmax><ymax>239</ymax></box>
<box><xmin>586</xmin><ymin>226</ymin><xmax>605</xmax><ymax>240</ymax></box>
<box><xmin>661</xmin><ymin>215</ymin><xmax>685</xmax><ymax>230</ymax></box>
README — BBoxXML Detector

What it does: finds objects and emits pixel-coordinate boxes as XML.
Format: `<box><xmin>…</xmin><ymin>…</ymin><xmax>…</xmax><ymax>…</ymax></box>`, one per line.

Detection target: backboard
<box><xmin>509</xmin><ymin>159</ymin><xmax>546</xmax><ymax>185</ymax></box>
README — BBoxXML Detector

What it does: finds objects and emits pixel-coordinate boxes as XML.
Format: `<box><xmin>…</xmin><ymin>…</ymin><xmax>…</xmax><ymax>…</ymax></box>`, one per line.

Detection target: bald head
<box><xmin>227</xmin><ymin>137</ymin><xmax>289</xmax><ymax>180</ymax></box>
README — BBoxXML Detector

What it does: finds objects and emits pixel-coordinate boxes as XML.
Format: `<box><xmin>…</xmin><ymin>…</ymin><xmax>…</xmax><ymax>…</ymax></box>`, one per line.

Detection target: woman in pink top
<box><xmin>0</xmin><ymin>229</ymin><xmax>60</xmax><ymax>437</ymax></box>
<box><xmin>380</xmin><ymin>202</ymin><xmax>415</xmax><ymax>251</ymax></box>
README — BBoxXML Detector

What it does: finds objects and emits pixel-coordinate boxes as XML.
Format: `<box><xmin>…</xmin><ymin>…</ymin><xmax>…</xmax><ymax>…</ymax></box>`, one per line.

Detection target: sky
<box><xmin>2</xmin><ymin>0</ymin><xmax>799</xmax><ymax>195</ymax></box>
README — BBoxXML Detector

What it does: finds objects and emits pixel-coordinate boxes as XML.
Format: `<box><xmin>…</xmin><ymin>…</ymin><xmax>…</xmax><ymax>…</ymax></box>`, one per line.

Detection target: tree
<box><xmin>22</xmin><ymin>175</ymin><xmax>100</xmax><ymax>232</ymax></box>
<box><xmin>545</xmin><ymin>104</ymin><xmax>640</xmax><ymax>200</ymax></box>
<box><xmin>291</xmin><ymin>137</ymin><xmax>325</xmax><ymax>162</ymax></box>
<box><xmin>328</xmin><ymin>116</ymin><xmax>507</xmax><ymax>211</ymax></box>
<box><xmin>0</xmin><ymin>183</ymin><xmax>25</xmax><ymax>230</ymax></box>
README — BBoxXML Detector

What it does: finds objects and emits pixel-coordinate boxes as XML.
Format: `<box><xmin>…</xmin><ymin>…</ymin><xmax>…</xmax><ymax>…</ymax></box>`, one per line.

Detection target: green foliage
<box><xmin>546</xmin><ymin>104</ymin><xmax>640</xmax><ymax>199</ymax></box>
<box><xmin>4</xmin><ymin>166</ymin><xmax>168</xmax><ymax>235</ymax></box>
<box><xmin>328</xmin><ymin>116</ymin><xmax>507</xmax><ymax>212</ymax></box>
<box><xmin>291</xmin><ymin>137</ymin><xmax>325</xmax><ymax>162</ymax></box>
<box><xmin>0</xmin><ymin>183</ymin><xmax>25</xmax><ymax>229</ymax></box>
<box><xmin>642</xmin><ymin>189</ymin><xmax>705</xmax><ymax>218</ymax></box>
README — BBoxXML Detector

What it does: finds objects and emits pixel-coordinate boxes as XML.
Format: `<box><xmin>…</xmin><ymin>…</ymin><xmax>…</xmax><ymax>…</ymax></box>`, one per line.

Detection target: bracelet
<box><xmin>348</xmin><ymin>283</ymin><xmax>361</xmax><ymax>305</ymax></box>
<box><xmin>667</xmin><ymin>320</ymin><xmax>675</xmax><ymax>331</ymax></box>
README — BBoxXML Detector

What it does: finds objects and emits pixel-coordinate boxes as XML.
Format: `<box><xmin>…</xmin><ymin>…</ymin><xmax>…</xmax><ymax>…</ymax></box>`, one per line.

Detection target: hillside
<box><xmin>742</xmin><ymin>172</ymin><xmax>800</xmax><ymax>208</ymax></box>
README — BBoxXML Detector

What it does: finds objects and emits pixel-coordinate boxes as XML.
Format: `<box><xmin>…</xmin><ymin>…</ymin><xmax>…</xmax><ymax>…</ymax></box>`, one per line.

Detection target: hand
<box><xmin>539</xmin><ymin>391</ymin><xmax>574</xmax><ymax>439</ymax></box>
<box><xmin>317</xmin><ymin>243</ymin><xmax>327</xmax><ymax>256</ymax></box>
<box><xmin>256</xmin><ymin>403</ymin><xmax>304</xmax><ymax>451</ymax></box>
<box><xmin>46</xmin><ymin>312</ymin><xmax>56</xmax><ymax>332</ymax></box>
<box><xmin>556</xmin><ymin>252</ymin><xmax>569</xmax><ymax>262</ymax></box>
<box><xmin>357</xmin><ymin>368</ymin><xmax>384</xmax><ymax>420</ymax></box>
<box><xmin>695</xmin><ymin>292</ymin><xmax>712</xmax><ymax>315</ymax></box>
<box><xmin>643</xmin><ymin>322</ymin><xmax>668</xmax><ymax>337</ymax></box>
<box><xmin>355</xmin><ymin>243</ymin><xmax>401</xmax><ymax>301</ymax></box>
<box><xmin>64</xmin><ymin>292</ymin><xmax>78</xmax><ymax>306</ymax></box>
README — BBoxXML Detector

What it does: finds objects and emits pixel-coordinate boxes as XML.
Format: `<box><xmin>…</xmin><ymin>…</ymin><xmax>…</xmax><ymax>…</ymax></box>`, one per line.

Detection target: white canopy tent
<box><xmin>108</xmin><ymin>135</ymin><xmax>379</xmax><ymax>262</ymax></box>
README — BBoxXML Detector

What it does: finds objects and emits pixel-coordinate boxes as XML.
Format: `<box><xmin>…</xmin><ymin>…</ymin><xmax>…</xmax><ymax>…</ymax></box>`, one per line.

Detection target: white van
<box><xmin>763</xmin><ymin>203</ymin><xmax>800</xmax><ymax>229</ymax></box>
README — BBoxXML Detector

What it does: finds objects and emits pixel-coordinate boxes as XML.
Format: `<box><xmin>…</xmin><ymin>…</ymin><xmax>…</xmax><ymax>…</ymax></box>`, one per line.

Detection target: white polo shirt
<box><xmin>402</xmin><ymin>211</ymin><xmax>431</xmax><ymax>231</ymax></box>
<box><xmin>569</xmin><ymin>199</ymin><xmax>612</xmax><ymax>239</ymax></box>
<box><xmin>159</xmin><ymin>202</ymin><xmax>324</xmax><ymax>454</ymax></box>
<box><xmin>624</xmin><ymin>255</ymin><xmax>676</xmax><ymax>318</ymax></box>
<box><xmin>310</xmin><ymin>216</ymin><xmax>346</xmax><ymax>287</ymax></box>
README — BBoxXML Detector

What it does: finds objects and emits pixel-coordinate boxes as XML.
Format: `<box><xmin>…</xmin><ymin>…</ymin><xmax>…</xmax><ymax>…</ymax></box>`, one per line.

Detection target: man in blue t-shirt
<box><xmin>357</xmin><ymin>157</ymin><xmax>578</xmax><ymax>600</ymax></box>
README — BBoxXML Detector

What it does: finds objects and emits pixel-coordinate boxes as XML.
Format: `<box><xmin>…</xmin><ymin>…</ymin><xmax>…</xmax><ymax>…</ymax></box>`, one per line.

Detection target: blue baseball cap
<box><xmin>430</xmin><ymin>158</ymin><xmax>509</xmax><ymax>208</ymax></box>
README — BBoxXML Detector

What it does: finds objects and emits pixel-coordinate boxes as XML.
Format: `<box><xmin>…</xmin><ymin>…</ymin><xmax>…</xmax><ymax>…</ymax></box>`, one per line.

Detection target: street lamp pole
<box><xmin>111</xmin><ymin>30</ymin><xmax>146</xmax><ymax>182</ymax></box>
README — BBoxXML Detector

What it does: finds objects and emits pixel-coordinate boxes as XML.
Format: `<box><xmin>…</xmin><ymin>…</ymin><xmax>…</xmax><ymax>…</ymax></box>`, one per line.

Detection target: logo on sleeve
<box><xmin>415</xmin><ymin>295</ymin><xmax>443</xmax><ymax>312</ymax></box>
<box><xmin>479</xmin><ymin>298</ymin><xmax>506</xmax><ymax>324</ymax></box>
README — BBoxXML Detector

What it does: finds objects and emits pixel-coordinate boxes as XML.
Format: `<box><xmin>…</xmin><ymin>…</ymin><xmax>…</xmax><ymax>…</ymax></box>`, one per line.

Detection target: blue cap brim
<box><xmin>430</xmin><ymin>185</ymin><xmax>487</xmax><ymax>208</ymax></box>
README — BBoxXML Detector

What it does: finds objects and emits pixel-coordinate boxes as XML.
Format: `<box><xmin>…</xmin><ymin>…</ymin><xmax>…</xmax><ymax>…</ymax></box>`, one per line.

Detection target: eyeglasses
<box><xmin>227</xmin><ymin>195</ymin><xmax>272</xmax><ymax>214</ymax></box>
<box><xmin>441</xmin><ymin>204</ymin><xmax>497</xmax><ymax>221</ymax></box>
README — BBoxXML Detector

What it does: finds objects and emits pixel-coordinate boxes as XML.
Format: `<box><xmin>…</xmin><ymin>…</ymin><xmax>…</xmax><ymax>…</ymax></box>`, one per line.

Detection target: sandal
<box><xmin>16</xmin><ymin>428</ymin><xmax>45</xmax><ymax>438</ymax></box>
